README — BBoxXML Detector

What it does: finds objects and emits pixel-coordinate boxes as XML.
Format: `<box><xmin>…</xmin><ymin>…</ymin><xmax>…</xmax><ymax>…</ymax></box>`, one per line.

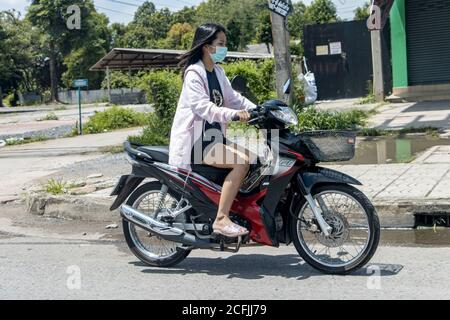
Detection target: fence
<box><xmin>18</xmin><ymin>88</ymin><xmax>146</xmax><ymax>105</ymax></box>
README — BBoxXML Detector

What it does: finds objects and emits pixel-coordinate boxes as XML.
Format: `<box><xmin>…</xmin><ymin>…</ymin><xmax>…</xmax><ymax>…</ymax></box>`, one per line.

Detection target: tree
<box><xmin>0</xmin><ymin>10</ymin><xmax>40</xmax><ymax>106</ymax></box>
<box><xmin>288</xmin><ymin>1</ymin><xmax>307</xmax><ymax>39</ymax></box>
<box><xmin>354</xmin><ymin>2</ymin><xmax>371</xmax><ymax>20</ymax></box>
<box><xmin>133</xmin><ymin>1</ymin><xmax>156</xmax><ymax>25</ymax></box>
<box><xmin>195</xmin><ymin>0</ymin><xmax>267</xmax><ymax>50</ymax></box>
<box><xmin>165</xmin><ymin>23</ymin><xmax>194</xmax><ymax>49</ymax></box>
<box><xmin>27</xmin><ymin>0</ymin><xmax>99</xmax><ymax>101</ymax></box>
<box><xmin>110</xmin><ymin>23</ymin><xmax>127</xmax><ymax>48</ymax></box>
<box><xmin>256</xmin><ymin>11</ymin><xmax>272</xmax><ymax>54</ymax></box>
<box><xmin>304</xmin><ymin>0</ymin><xmax>338</xmax><ymax>25</ymax></box>
<box><xmin>122</xmin><ymin>3</ymin><xmax>174</xmax><ymax>49</ymax></box>
<box><xmin>62</xmin><ymin>12</ymin><xmax>111</xmax><ymax>89</ymax></box>
<box><xmin>171</xmin><ymin>6</ymin><xmax>196</xmax><ymax>26</ymax></box>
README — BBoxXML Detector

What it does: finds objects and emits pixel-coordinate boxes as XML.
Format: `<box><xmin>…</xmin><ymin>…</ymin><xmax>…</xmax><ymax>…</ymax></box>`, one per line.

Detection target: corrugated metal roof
<box><xmin>90</xmin><ymin>48</ymin><xmax>274</xmax><ymax>71</ymax></box>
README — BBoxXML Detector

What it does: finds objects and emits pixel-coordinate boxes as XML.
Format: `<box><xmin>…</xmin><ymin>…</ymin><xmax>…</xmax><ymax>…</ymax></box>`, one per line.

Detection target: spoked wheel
<box><xmin>291</xmin><ymin>184</ymin><xmax>380</xmax><ymax>275</ymax></box>
<box><xmin>123</xmin><ymin>181</ymin><xmax>191</xmax><ymax>267</ymax></box>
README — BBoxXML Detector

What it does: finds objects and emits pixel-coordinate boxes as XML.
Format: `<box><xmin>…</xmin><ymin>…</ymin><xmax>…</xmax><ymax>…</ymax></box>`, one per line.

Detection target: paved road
<box><xmin>0</xmin><ymin>104</ymin><xmax>152</xmax><ymax>138</ymax></box>
<box><xmin>0</xmin><ymin>127</ymin><xmax>142</xmax><ymax>201</ymax></box>
<box><xmin>0</xmin><ymin>206</ymin><xmax>449</xmax><ymax>300</ymax></box>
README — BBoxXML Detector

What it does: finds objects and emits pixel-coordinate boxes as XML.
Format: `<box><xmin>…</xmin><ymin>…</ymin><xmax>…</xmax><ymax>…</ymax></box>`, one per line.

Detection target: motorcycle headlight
<box><xmin>270</xmin><ymin>107</ymin><xmax>299</xmax><ymax>126</ymax></box>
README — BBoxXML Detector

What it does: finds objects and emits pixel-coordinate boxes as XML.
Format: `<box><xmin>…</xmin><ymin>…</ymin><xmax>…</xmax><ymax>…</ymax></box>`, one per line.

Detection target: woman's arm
<box><xmin>184</xmin><ymin>70</ymin><xmax>238</xmax><ymax>123</ymax></box>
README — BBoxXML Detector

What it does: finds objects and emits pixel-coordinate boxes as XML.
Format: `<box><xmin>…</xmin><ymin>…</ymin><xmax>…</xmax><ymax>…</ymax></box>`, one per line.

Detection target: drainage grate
<box><xmin>414</xmin><ymin>213</ymin><xmax>450</xmax><ymax>228</ymax></box>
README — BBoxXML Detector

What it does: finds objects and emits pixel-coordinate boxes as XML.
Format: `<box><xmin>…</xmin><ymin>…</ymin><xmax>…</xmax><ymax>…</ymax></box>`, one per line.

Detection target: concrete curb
<box><xmin>26</xmin><ymin>192</ymin><xmax>119</xmax><ymax>222</ymax></box>
<box><xmin>24</xmin><ymin>192</ymin><xmax>450</xmax><ymax>227</ymax></box>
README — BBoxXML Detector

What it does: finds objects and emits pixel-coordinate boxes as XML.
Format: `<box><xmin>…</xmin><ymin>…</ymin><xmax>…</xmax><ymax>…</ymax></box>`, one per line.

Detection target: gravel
<box><xmin>0</xmin><ymin>124</ymin><xmax>76</xmax><ymax>141</ymax></box>
<box><xmin>42</xmin><ymin>153</ymin><xmax>130</xmax><ymax>183</ymax></box>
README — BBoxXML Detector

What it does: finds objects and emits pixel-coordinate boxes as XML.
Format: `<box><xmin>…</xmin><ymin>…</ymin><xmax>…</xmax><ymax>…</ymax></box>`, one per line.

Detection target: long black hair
<box><xmin>179</xmin><ymin>23</ymin><xmax>226</xmax><ymax>79</ymax></box>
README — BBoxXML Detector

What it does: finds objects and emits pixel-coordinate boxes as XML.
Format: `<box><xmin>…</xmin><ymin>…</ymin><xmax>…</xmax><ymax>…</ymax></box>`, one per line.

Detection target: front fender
<box><xmin>298</xmin><ymin>167</ymin><xmax>361</xmax><ymax>194</ymax></box>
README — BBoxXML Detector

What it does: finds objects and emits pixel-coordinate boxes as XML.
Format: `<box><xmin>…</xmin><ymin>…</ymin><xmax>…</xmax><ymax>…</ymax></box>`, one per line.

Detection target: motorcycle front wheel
<box><xmin>291</xmin><ymin>184</ymin><xmax>380</xmax><ymax>275</ymax></box>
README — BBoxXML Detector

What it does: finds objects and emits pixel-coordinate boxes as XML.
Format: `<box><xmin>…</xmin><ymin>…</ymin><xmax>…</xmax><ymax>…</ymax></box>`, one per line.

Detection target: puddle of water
<box><xmin>380</xmin><ymin>229</ymin><xmax>450</xmax><ymax>247</ymax></box>
<box><xmin>334</xmin><ymin>135</ymin><xmax>450</xmax><ymax>165</ymax></box>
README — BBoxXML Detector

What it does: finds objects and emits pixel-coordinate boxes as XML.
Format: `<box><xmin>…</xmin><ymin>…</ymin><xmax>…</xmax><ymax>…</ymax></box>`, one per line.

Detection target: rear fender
<box><xmin>110</xmin><ymin>175</ymin><xmax>145</xmax><ymax>211</ymax></box>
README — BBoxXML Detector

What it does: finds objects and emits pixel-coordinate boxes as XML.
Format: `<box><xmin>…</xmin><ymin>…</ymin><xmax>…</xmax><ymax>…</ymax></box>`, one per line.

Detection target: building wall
<box><xmin>390</xmin><ymin>0</ymin><xmax>408</xmax><ymax>89</ymax></box>
<box><xmin>390</xmin><ymin>0</ymin><xmax>450</xmax><ymax>100</ymax></box>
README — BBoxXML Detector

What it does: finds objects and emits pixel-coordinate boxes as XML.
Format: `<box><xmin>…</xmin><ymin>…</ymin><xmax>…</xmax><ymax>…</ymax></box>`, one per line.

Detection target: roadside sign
<box><xmin>268</xmin><ymin>0</ymin><xmax>291</xmax><ymax>18</ymax></box>
<box><xmin>72</xmin><ymin>79</ymin><xmax>88</xmax><ymax>88</ymax></box>
<box><xmin>72</xmin><ymin>79</ymin><xmax>88</xmax><ymax>135</ymax></box>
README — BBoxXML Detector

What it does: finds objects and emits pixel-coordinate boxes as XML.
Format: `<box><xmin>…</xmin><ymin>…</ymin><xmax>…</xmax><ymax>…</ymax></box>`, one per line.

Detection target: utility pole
<box><xmin>368</xmin><ymin>1</ymin><xmax>394</xmax><ymax>102</ymax></box>
<box><xmin>268</xmin><ymin>0</ymin><xmax>293</xmax><ymax>104</ymax></box>
<box><xmin>371</xmin><ymin>29</ymin><xmax>384</xmax><ymax>102</ymax></box>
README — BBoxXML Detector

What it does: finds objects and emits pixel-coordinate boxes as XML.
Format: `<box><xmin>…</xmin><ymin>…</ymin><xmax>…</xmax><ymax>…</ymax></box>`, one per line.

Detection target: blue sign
<box><xmin>72</xmin><ymin>79</ymin><xmax>88</xmax><ymax>87</ymax></box>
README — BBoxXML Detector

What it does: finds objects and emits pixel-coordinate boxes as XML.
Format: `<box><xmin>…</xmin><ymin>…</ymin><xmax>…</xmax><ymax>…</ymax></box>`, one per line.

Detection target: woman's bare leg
<box><xmin>203</xmin><ymin>143</ymin><xmax>250</xmax><ymax>232</ymax></box>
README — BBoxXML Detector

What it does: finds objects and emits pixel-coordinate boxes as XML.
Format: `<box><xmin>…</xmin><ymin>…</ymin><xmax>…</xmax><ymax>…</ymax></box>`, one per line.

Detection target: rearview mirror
<box><xmin>231</xmin><ymin>75</ymin><xmax>258</xmax><ymax>104</ymax></box>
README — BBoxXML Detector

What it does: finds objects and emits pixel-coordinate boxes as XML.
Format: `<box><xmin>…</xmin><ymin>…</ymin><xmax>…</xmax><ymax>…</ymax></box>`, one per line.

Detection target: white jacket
<box><xmin>169</xmin><ymin>60</ymin><xmax>256</xmax><ymax>170</ymax></box>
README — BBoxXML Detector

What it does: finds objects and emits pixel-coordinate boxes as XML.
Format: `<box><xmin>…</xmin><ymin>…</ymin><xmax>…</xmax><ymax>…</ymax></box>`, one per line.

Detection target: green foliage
<box><xmin>44</xmin><ymin>179</ymin><xmax>69</xmax><ymax>195</ymax></box>
<box><xmin>304</xmin><ymin>0</ymin><xmax>339</xmax><ymax>25</ymax></box>
<box><xmin>359</xmin><ymin>93</ymin><xmax>376</xmax><ymax>105</ymax></box>
<box><xmin>38</xmin><ymin>112</ymin><xmax>59</xmax><ymax>121</ymax></box>
<box><xmin>0</xmin><ymin>11</ymin><xmax>41</xmax><ymax>94</ymax></box>
<box><xmin>61</xmin><ymin>11</ymin><xmax>110</xmax><ymax>89</ymax></box>
<box><xmin>358</xmin><ymin>80</ymin><xmax>376</xmax><ymax>104</ymax></box>
<box><xmin>5</xmin><ymin>135</ymin><xmax>49</xmax><ymax>146</ymax></box>
<box><xmin>294</xmin><ymin>107</ymin><xmax>368</xmax><ymax>132</ymax></box>
<box><xmin>2</xmin><ymin>92</ymin><xmax>15</xmax><ymax>107</ymax></box>
<box><xmin>290</xmin><ymin>40</ymin><xmax>304</xmax><ymax>57</ymax></box>
<box><xmin>222</xmin><ymin>59</ymin><xmax>276</xmax><ymax>104</ymax></box>
<box><xmin>164</xmin><ymin>23</ymin><xmax>194</xmax><ymax>50</ymax></box>
<box><xmin>289</xmin><ymin>2</ymin><xmax>307</xmax><ymax>39</ymax></box>
<box><xmin>195</xmin><ymin>0</ymin><xmax>267</xmax><ymax>51</ymax></box>
<box><xmin>83</xmin><ymin>106</ymin><xmax>149</xmax><ymax>134</ymax></box>
<box><xmin>101</xmin><ymin>71</ymin><xmax>139</xmax><ymax>89</ymax></box>
<box><xmin>130</xmin><ymin>70</ymin><xmax>182</xmax><ymax>145</ymax></box>
<box><xmin>139</xmin><ymin>70</ymin><xmax>182</xmax><ymax>120</ymax></box>
<box><xmin>128</xmin><ymin>113</ymin><xmax>171</xmax><ymax>146</ymax></box>
<box><xmin>354</xmin><ymin>2</ymin><xmax>371</xmax><ymax>20</ymax></box>
<box><xmin>256</xmin><ymin>11</ymin><xmax>272</xmax><ymax>53</ymax></box>
<box><xmin>123</xmin><ymin>5</ymin><xmax>173</xmax><ymax>49</ymax></box>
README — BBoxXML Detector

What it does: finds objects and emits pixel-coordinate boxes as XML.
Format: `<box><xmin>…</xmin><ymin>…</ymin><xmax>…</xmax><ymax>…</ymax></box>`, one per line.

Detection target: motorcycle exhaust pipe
<box><xmin>120</xmin><ymin>204</ymin><xmax>212</xmax><ymax>248</ymax></box>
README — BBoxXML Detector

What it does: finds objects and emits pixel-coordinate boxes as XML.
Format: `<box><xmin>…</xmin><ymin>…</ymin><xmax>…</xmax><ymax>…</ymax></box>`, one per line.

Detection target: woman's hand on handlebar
<box><xmin>236</xmin><ymin>110</ymin><xmax>251</xmax><ymax>122</ymax></box>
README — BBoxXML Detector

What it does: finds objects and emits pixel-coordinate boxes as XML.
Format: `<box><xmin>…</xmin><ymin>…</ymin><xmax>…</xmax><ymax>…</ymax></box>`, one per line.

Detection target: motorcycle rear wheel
<box><xmin>123</xmin><ymin>181</ymin><xmax>191</xmax><ymax>267</ymax></box>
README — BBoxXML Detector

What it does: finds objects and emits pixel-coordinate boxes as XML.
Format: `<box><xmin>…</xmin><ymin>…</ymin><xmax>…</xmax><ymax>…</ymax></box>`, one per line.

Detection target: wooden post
<box><xmin>269</xmin><ymin>3</ymin><xmax>293</xmax><ymax>104</ymax></box>
<box><xmin>371</xmin><ymin>29</ymin><xmax>385</xmax><ymax>102</ymax></box>
<box><xmin>106</xmin><ymin>66</ymin><xmax>111</xmax><ymax>103</ymax></box>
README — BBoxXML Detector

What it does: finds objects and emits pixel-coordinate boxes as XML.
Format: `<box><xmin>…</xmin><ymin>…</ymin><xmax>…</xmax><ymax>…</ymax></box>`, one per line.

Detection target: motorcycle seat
<box><xmin>136</xmin><ymin>146</ymin><xmax>169</xmax><ymax>163</ymax></box>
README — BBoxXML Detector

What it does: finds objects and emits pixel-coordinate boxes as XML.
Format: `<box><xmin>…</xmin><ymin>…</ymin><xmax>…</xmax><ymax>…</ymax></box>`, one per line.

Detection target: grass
<box><xmin>294</xmin><ymin>107</ymin><xmax>369</xmax><ymax>132</ymax></box>
<box><xmin>43</xmin><ymin>179</ymin><xmax>69</xmax><ymax>195</ymax></box>
<box><xmin>82</xmin><ymin>105</ymin><xmax>149</xmax><ymax>134</ymax></box>
<box><xmin>359</xmin><ymin>126</ymin><xmax>441</xmax><ymax>137</ymax></box>
<box><xmin>358</xmin><ymin>93</ymin><xmax>376</xmax><ymax>105</ymax></box>
<box><xmin>5</xmin><ymin>135</ymin><xmax>49</xmax><ymax>146</ymax></box>
<box><xmin>100</xmin><ymin>144</ymin><xmax>125</xmax><ymax>154</ymax></box>
<box><xmin>37</xmin><ymin>112</ymin><xmax>59</xmax><ymax>121</ymax></box>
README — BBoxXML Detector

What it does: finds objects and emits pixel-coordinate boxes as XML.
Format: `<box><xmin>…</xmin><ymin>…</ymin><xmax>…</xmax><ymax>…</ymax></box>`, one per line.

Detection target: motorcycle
<box><xmin>110</xmin><ymin>85</ymin><xmax>380</xmax><ymax>275</ymax></box>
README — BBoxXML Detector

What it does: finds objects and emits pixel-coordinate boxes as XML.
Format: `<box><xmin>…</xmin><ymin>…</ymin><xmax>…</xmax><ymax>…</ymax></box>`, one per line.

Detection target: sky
<box><xmin>1</xmin><ymin>0</ymin><xmax>368</xmax><ymax>24</ymax></box>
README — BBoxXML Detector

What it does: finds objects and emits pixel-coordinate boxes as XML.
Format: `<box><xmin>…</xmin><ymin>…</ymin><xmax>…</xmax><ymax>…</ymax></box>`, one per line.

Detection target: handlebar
<box><xmin>231</xmin><ymin>109</ymin><xmax>261</xmax><ymax>123</ymax></box>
